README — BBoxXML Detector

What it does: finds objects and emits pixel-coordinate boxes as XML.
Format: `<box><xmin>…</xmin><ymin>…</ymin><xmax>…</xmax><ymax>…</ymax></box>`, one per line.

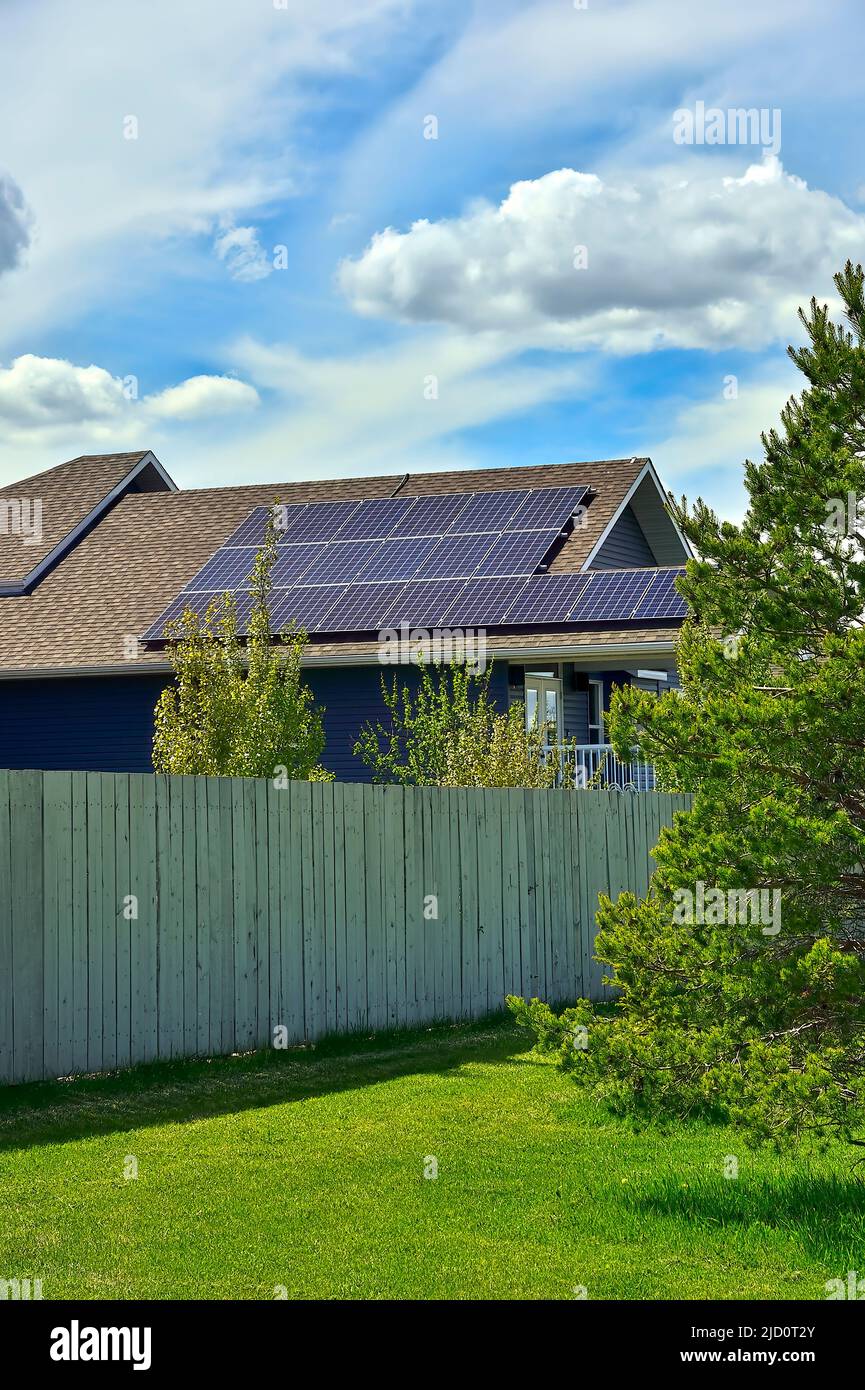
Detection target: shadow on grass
<box><xmin>627</xmin><ymin>1171</ymin><xmax>865</xmax><ymax>1269</ymax></box>
<box><xmin>0</xmin><ymin>1013</ymin><xmax>533</xmax><ymax>1153</ymax></box>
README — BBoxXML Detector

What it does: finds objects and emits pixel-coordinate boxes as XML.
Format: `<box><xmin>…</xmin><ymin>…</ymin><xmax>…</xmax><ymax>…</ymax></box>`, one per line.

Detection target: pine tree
<box><xmin>510</xmin><ymin>263</ymin><xmax>865</xmax><ymax>1149</ymax></box>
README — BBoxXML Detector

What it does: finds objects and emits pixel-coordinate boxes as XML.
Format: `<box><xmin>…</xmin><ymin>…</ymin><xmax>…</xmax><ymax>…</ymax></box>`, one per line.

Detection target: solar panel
<box><xmin>275</xmin><ymin>500</ymin><xmax>362</xmax><ymax>544</ymax></box>
<box><xmin>473</xmin><ymin>528</ymin><xmax>562</xmax><ymax>578</ymax></box>
<box><xmin>387</xmin><ymin>580</ymin><xmax>470</xmax><ymax>629</ymax></box>
<box><xmin>182</xmin><ymin>546</ymin><xmax>259</xmax><ymax>592</ymax></box>
<box><xmin>442</xmin><ymin>577</ymin><xmax>530</xmax><ymax>627</ymax></box>
<box><xmin>182</xmin><ymin>543</ymin><xmax>328</xmax><ymax>592</ymax></box>
<box><xmin>569</xmin><ymin>569</ymin><xmax>656</xmax><ymax>623</ymax></box>
<box><xmin>388</xmin><ymin>494</ymin><xmax>472</xmax><ymax>537</ymax></box>
<box><xmin>503</xmin><ymin>573</ymin><xmax>591</xmax><ymax>624</ymax></box>
<box><xmin>299</xmin><ymin>540</ymin><xmax>384</xmax><ymax>586</ymax></box>
<box><xmin>445</xmin><ymin>489</ymin><xmax>529</xmax><ymax>534</ymax></box>
<box><xmin>631</xmin><ymin>567</ymin><xmax>687</xmax><ymax>620</ymax></box>
<box><xmin>268</xmin><ymin>585</ymin><xmax>347</xmax><ymax>632</ymax></box>
<box><xmin>414</xmin><ymin>533</ymin><xmax>497</xmax><ymax>580</ymax></box>
<box><xmin>270</xmin><ymin>544</ymin><xmax>330</xmax><ymax>586</ymax></box>
<box><xmin>332</xmin><ymin>497</ymin><xmax>416</xmax><ymax>541</ymax></box>
<box><xmin>227</xmin><ymin>505</ymin><xmax>273</xmax><ymax>547</ymax></box>
<box><xmin>320</xmin><ymin>582</ymin><xmax>411</xmax><ymax>633</ymax></box>
<box><xmin>506</xmin><ymin>485</ymin><xmax>590</xmax><ymax>532</ymax></box>
<box><xmin>142</xmin><ymin>589</ymin><xmax>252</xmax><ymax>641</ymax></box>
<box><xmin>355</xmin><ymin>536</ymin><xmax>440</xmax><ymax>582</ymax></box>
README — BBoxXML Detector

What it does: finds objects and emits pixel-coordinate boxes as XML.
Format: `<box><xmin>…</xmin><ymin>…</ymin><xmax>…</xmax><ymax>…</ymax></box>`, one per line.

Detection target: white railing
<box><xmin>557</xmin><ymin>743</ymin><xmax>656</xmax><ymax>792</ymax></box>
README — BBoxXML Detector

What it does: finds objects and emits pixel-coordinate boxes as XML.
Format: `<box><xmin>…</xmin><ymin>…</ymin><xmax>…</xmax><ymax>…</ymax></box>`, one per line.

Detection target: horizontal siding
<box><xmin>592</xmin><ymin>505</ymin><xmax>655</xmax><ymax>569</ymax></box>
<box><xmin>562</xmin><ymin>666</ymin><xmax>589</xmax><ymax>742</ymax></box>
<box><xmin>0</xmin><ymin>675</ymin><xmax>169</xmax><ymax>772</ymax></box>
<box><xmin>309</xmin><ymin>660</ymin><xmax>510</xmax><ymax>782</ymax></box>
<box><xmin>0</xmin><ymin>663</ymin><xmax>511</xmax><ymax>779</ymax></box>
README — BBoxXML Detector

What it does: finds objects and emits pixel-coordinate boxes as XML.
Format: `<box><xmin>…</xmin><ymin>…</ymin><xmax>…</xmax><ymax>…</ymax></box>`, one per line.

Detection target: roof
<box><xmin>0</xmin><ymin>451</ymin><xmax>681</xmax><ymax>674</ymax></box>
<box><xmin>0</xmin><ymin>452</ymin><xmax>151</xmax><ymax>584</ymax></box>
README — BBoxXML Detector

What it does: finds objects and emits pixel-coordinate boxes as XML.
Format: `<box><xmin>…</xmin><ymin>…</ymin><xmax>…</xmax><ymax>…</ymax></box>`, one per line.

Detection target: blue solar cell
<box><xmin>388</xmin><ymin>494</ymin><xmax>472</xmax><ymax>537</ymax></box>
<box><xmin>182</xmin><ymin>543</ymin><xmax>326</xmax><ymax>591</ymax></box>
<box><xmin>300</xmin><ymin>540</ymin><xmax>384</xmax><ymax>586</ymax></box>
<box><xmin>386</xmin><ymin>581</ymin><xmax>469</xmax><ymax>629</ymax></box>
<box><xmin>275</xmin><ymin>500</ymin><xmax>362</xmax><ymax>544</ymax></box>
<box><xmin>332</xmin><ymin>497</ymin><xmax>416</xmax><ymax>541</ymax></box>
<box><xmin>320</xmin><ymin>582</ymin><xmax>410</xmax><ymax>633</ymax></box>
<box><xmin>355</xmin><ymin>536</ymin><xmax>439</xmax><ymax>582</ymax></box>
<box><xmin>630</xmin><ymin>567</ymin><xmax>687</xmax><ymax>620</ymax></box>
<box><xmin>446</xmin><ymin>489</ymin><xmax>529</xmax><ymax>534</ymax></box>
<box><xmin>441</xmin><ymin>577</ymin><xmax>530</xmax><ymax>627</ymax></box>
<box><xmin>227</xmin><ymin>506</ymin><xmax>273</xmax><ymax>547</ymax></box>
<box><xmin>505</xmin><ymin>573</ymin><xmax>594</xmax><ymax>625</ymax></box>
<box><xmin>506</xmin><ymin>485</ymin><xmax>590</xmax><ymax>532</ymax></box>
<box><xmin>569</xmin><ymin>569</ymin><xmax>656</xmax><ymax>622</ymax></box>
<box><xmin>474</xmin><ymin>528</ymin><xmax>562</xmax><ymax>578</ymax></box>
<box><xmin>414</xmin><ymin>533</ymin><xmax>497</xmax><ymax>579</ymax></box>
<box><xmin>271</xmin><ymin>544</ymin><xmax>329</xmax><ymax>585</ymax></box>
<box><xmin>268</xmin><ymin>586</ymin><xmax>347</xmax><ymax>632</ymax></box>
<box><xmin>182</xmin><ymin>547</ymin><xmax>258</xmax><ymax>592</ymax></box>
<box><xmin>142</xmin><ymin>589</ymin><xmax>251</xmax><ymax>641</ymax></box>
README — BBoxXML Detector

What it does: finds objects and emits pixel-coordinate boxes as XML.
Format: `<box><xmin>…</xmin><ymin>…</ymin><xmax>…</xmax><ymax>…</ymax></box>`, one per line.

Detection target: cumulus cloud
<box><xmin>0</xmin><ymin>355</ymin><xmax>126</xmax><ymax>426</ymax></box>
<box><xmin>145</xmin><ymin>374</ymin><xmax>260</xmax><ymax>419</ymax></box>
<box><xmin>0</xmin><ymin>172</ymin><xmax>31</xmax><ymax>275</ymax></box>
<box><xmin>338</xmin><ymin>156</ymin><xmax>865</xmax><ymax>353</ymax></box>
<box><xmin>213</xmin><ymin>223</ymin><xmax>272</xmax><ymax>283</ymax></box>
<box><xmin>0</xmin><ymin>354</ymin><xmax>259</xmax><ymax>437</ymax></box>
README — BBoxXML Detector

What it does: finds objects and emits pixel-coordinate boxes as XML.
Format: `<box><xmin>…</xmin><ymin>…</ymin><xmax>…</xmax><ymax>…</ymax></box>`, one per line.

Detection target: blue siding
<box><xmin>0</xmin><ymin>662</ymin><xmax>511</xmax><ymax>781</ymax></box>
<box><xmin>562</xmin><ymin>664</ymin><xmax>589</xmax><ymax>742</ymax></box>
<box><xmin>0</xmin><ymin>674</ymin><xmax>169</xmax><ymax>772</ymax></box>
<box><xmin>592</xmin><ymin>505</ymin><xmax>655</xmax><ymax>568</ymax></box>
<box><xmin>309</xmin><ymin>660</ymin><xmax>510</xmax><ymax>781</ymax></box>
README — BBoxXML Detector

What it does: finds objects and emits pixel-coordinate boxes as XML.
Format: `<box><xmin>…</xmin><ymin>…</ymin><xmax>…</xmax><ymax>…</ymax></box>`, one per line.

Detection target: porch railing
<box><xmin>556</xmin><ymin>742</ymin><xmax>656</xmax><ymax>792</ymax></box>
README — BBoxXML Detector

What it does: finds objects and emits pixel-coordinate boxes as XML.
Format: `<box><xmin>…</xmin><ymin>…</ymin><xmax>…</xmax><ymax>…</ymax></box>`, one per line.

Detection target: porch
<box><xmin>558</xmin><ymin>742</ymin><xmax>656</xmax><ymax>792</ymax></box>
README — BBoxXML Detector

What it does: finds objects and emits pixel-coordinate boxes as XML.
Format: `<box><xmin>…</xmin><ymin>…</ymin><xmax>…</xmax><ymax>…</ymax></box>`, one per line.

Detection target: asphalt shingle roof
<box><xmin>0</xmin><ymin>452</ymin><xmax>672</xmax><ymax>673</ymax></box>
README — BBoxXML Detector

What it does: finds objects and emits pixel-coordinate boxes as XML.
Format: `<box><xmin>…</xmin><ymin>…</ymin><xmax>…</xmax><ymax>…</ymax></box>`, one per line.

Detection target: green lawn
<box><xmin>0</xmin><ymin>1016</ymin><xmax>861</xmax><ymax>1300</ymax></box>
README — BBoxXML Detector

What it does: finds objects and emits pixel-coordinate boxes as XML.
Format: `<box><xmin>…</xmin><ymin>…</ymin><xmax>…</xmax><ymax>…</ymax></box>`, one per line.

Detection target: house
<box><xmin>0</xmin><ymin>450</ymin><xmax>691</xmax><ymax>783</ymax></box>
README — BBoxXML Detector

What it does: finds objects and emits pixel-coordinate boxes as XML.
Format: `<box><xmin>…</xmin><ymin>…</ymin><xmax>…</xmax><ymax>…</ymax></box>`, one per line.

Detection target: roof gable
<box><xmin>0</xmin><ymin>450</ymin><xmax>176</xmax><ymax>594</ymax></box>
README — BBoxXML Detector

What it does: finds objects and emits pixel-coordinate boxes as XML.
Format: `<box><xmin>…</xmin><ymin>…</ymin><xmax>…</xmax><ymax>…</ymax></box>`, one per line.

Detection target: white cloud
<box><xmin>339</xmin><ymin>156</ymin><xmax>864</xmax><ymax>353</ymax></box>
<box><xmin>160</xmin><ymin>327</ymin><xmax>597</xmax><ymax>486</ymax></box>
<box><xmin>0</xmin><ymin>172</ymin><xmax>30</xmax><ymax>275</ymax></box>
<box><xmin>213</xmin><ymin>224</ymin><xmax>272</xmax><ymax>283</ymax></box>
<box><xmin>0</xmin><ymin>355</ymin><xmax>127</xmax><ymax>427</ymax></box>
<box><xmin>146</xmin><ymin>374</ymin><xmax>260</xmax><ymax>420</ymax></box>
<box><xmin>0</xmin><ymin>0</ymin><xmax>412</xmax><ymax>348</ymax></box>
<box><xmin>0</xmin><ymin>354</ymin><xmax>259</xmax><ymax>440</ymax></box>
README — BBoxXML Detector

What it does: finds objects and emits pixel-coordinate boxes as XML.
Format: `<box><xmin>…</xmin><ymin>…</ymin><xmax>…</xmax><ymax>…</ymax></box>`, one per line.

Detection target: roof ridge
<box><xmin>0</xmin><ymin>450</ymin><xmax>151</xmax><ymax>497</ymax></box>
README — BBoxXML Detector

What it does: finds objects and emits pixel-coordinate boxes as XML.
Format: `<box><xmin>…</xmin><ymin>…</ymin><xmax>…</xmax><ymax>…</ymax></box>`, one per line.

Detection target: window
<box><xmin>587</xmin><ymin>679</ymin><xmax>604</xmax><ymax>744</ymax></box>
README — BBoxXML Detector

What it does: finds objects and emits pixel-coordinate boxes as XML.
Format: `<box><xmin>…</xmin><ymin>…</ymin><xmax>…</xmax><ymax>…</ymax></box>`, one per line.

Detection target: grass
<box><xmin>1</xmin><ymin>1015</ymin><xmax>863</xmax><ymax>1300</ymax></box>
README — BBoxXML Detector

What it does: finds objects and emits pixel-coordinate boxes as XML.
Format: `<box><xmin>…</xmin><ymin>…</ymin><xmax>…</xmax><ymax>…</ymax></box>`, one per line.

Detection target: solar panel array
<box><xmin>142</xmin><ymin>485</ymin><xmax>687</xmax><ymax>640</ymax></box>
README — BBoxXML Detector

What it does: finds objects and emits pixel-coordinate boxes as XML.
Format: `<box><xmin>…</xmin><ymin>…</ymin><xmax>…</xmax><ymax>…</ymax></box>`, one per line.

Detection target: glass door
<box><xmin>525</xmin><ymin>675</ymin><xmax>563</xmax><ymax>748</ymax></box>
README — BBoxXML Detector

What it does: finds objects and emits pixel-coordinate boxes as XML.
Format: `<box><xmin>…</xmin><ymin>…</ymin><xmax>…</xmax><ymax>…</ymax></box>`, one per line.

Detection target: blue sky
<box><xmin>0</xmin><ymin>0</ymin><xmax>863</xmax><ymax>519</ymax></box>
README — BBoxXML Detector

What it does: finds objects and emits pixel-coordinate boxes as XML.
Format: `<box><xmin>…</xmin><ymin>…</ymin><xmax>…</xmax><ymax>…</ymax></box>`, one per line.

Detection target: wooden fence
<box><xmin>0</xmin><ymin>769</ymin><xmax>690</xmax><ymax>1086</ymax></box>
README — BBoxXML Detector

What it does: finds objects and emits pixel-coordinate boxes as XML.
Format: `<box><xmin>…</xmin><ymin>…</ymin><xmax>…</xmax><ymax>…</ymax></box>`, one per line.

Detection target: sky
<box><xmin>0</xmin><ymin>0</ymin><xmax>862</xmax><ymax>520</ymax></box>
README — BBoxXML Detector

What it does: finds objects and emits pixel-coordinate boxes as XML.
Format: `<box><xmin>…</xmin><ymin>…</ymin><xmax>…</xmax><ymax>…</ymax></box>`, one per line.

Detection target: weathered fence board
<box><xmin>0</xmin><ymin>770</ymin><xmax>690</xmax><ymax>1086</ymax></box>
